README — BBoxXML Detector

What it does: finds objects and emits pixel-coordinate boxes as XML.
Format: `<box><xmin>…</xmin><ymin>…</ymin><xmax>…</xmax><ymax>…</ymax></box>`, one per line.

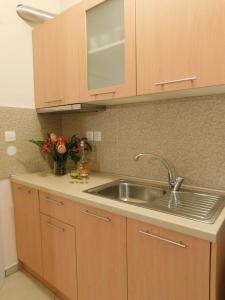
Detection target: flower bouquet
<box><xmin>30</xmin><ymin>133</ymin><xmax>91</xmax><ymax>176</ymax></box>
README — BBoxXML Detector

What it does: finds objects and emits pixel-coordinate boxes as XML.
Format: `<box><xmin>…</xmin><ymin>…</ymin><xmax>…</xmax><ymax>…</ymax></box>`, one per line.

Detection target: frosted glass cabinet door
<box><xmin>79</xmin><ymin>0</ymin><xmax>136</xmax><ymax>102</ymax></box>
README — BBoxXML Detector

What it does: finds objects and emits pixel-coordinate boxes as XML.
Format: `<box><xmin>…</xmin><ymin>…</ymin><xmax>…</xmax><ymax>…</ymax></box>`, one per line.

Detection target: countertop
<box><xmin>11</xmin><ymin>171</ymin><xmax>225</xmax><ymax>243</ymax></box>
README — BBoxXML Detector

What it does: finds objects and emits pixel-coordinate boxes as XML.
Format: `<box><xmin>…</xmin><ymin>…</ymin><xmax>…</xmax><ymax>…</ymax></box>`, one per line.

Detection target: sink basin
<box><xmin>84</xmin><ymin>179</ymin><xmax>225</xmax><ymax>224</ymax></box>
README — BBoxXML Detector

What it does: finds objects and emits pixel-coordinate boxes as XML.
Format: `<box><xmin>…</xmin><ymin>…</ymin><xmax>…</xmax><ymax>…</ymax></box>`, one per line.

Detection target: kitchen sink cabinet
<box><xmin>127</xmin><ymin>219</ymin><xmax>210</xmax><ymax>300</ymax></box>
<box><xmin>75</xmin><ymin>203</ymin><xmax>127</xmax><ymax>300</ymax></box>
<box><xmin>32</xmin><ymin>4</ymin><xmax>81</xmax><ymax>108</ymax></box>
<box><xmin>12</xmin><ymin>183</ymin><xmax>43</xmax><ymax>276</ymax></box>
<box><xmin>136</xmin><ymin>0</ymin><xmax>225</xmax><ymax>96</ymax></box>
<box><xmin>40</xmin><ymin>214</ymin><xmax>77</xmax><ymax>300</ymax></box>
<box><xmin>79</xmin><ymin>0</ymin><xmax>136</xmax><ymax>102</ymax></box>
<box><xmin>11</xmin><ymin>183</ymin><xmax>225</xmax><ymax>300</ymax></box>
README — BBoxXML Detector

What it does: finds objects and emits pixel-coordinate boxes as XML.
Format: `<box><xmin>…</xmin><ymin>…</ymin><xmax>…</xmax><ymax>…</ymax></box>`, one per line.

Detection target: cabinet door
<box><xmin>33</xmin><ymin>16</ymin><xmax>63</xmax><ymax>108</ymax></box>
<box><xmin>41</xmin><ymin>214</ymin><xmax>77</xmax><ymax>300</ymax></box>
<box><xmin>137</xmin><ymin>0</ymin><xmax>225</xmax><ymax>95</ymax></box>
<box><xmin>127</xmin><ymin>219</ymin><xmax>210</xmax><ymax>300</ymax></box>
<box><xmin>79</xmin><ymin>0</ymin><xmax>136</xmax><ymax>102</ymax></box>
<box><xmin>76</xmin><ymin>204</ymin><xmax>127</xmax><ymax>300</ymax></box>
<box><xmin>12</xmin><ymin>183</ymin><xmax>43</xmax><ymax>276</ymax></box>
<box><xmin>60</xmin><ymin>4</ymin><xmax>81</xmax><ymax>105</ymax></box>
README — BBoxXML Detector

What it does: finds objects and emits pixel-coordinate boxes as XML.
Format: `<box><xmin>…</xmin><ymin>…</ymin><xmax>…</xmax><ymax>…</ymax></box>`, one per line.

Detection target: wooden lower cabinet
<box><xmin>75</xmin><ymin>204</ymin><xmax>127</xmax><ymax>300</ymax></box>
<box><xmin>127</xmin><ymin>219</ymin><xmax>210</xmax><ymax>300</ymax></box>
<box><xmin>12</xmin><ymin>184</ymin><xmax>225</xmax><ymax>300</ymax></box>
<box><xmin>40</xmin><ymin>214</ymin><xmax>77</xmax><ymax>300</ymax></box>
<box><xmin>12</xmin><ymin>183</ymin><xmax>43</xmax><ymax>276</ymax></box>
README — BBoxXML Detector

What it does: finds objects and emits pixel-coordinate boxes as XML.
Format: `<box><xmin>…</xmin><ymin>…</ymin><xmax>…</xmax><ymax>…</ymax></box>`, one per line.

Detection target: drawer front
<box><xmin>39</xmin><ymin>191</ymin><xmax>75</xmax><ymax>226</ymax></box>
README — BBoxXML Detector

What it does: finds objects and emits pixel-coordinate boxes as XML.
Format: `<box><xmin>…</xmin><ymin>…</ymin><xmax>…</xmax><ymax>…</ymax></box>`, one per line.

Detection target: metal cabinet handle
<box><xmin>155</xmin><ymin>76</ymin><xmax>197</xmax><ymax>86</ymax></box>
<box><xmin>91</xmin><ymin>91</ymin><xmax>116</xmax><ymax>97</ymax></box>
<box><xmin>139</xmin><ymin>230</ymin><xmax>187</xmax><ymax>248</ymax></box>
<box><xmin>81</xmin><ymin>209</ymin><xmax>111</xmax><ymax>222</ymax></box>
<box><xmin>17</xmin><ymin>186</ymin><xmax>31</xmax><ymax>194</ymax></box>
<box><xmin>44</xmin><ymin>196</ymin><xmax>64</xmax><ymax>206</ymax></box>
<box><xmin>44</xmin><ymin>99</ymin><xmax>62</xmax><ymax>103</ymax></box>
<box><xmin>47</xmin><ymin>222</ymin><xmax>65</xmax><ymax>232</ymax></box>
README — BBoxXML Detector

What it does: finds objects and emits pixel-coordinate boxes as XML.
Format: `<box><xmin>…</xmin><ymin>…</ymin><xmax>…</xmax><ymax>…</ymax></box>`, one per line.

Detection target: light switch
<box><xmin>94</xmin><ymin>131</ymin><xmax>102</xmax><ymax>142</ymax></box>
<box><xmin>5</xmin><ymin>131</ymin><xmax>16</xmax><ymax>142</ymax></box>
<box><xmin>86</xmin><ymin>131</ymin><xmax>94</xmax><ymax>141</ymax></box>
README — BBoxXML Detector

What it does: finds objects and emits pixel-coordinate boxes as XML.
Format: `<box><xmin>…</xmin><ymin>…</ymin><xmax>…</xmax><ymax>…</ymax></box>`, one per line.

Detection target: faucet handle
<box><xmin>172</xmin><ymin>177</ymin><xmax>184</xmax><ymax>192</ymax></box>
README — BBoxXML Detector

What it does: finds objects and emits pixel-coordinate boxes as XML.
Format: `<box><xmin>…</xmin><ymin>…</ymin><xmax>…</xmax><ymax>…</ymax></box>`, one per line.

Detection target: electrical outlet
<box><xmin>94</xmin><ymin>131</ymin><xmax>102</xmax><ymax>142</ymax></box>
<box><xmin>86</xmin><ymin>131</ymin><xmax>94</xmax><ymax>141</ymax></box>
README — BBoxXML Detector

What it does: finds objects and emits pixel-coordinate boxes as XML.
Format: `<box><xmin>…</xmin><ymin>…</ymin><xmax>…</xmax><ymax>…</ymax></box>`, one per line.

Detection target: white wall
<box><xmin>0</xmin><ymin>0</ymin><xmax>61</xmax><ymax>109</ymax></box>
<box><xmin>0</xmin><ymin>180</ymin><xmax>17</xmax><ymax>271</ymax></box>
<box><xmin>0</xmin><ymin>0</ymin><xmax>61</xmax><ymax>272</ymax></box>
<box><xmin>61</xmin><ymin>0</ymin><xmax>81</xmax><ymax>11</ymax></box>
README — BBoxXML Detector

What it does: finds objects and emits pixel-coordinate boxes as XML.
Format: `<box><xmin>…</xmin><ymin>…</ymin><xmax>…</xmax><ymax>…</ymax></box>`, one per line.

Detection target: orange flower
<box><xmin>57</xmin><ymin>143</ymin><xmax>66</xmax><ymax>154</ymax></box>
<box><xmin>50</xmin><ymin>133</ymin><xmax>58</xmax><ymax>143</ymax></box>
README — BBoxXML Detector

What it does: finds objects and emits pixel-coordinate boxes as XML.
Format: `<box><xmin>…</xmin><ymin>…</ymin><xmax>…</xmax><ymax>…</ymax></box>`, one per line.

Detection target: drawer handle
<box><xmin>154</xmin><ymin>76</ymin><xmax>197</xmax><ymax>86</ymax></box>
<box><xmin>44</xmin><ymin>197</ymin><xmax>64</xmax><ymax>206</ymax></box>
<box><xmin>91</xmin><ymin>91</ymin><xmax>116</xmax><ymax>97</ymax></box>
<box><xmin>47</xmin><ymin>222</ymin><xmax>65</xmax><ymax>232</ymax></box>
<box><xmin>138</xmin><ymin>230</ymin><xmax>187</xmax><ymax>248</ymax></box>
<box><xmin>44</xmin><ymin>99</ymin><xmax>62</xmax><ymax>103</ymax></box>
<box><xmin>17</xmin><ymin>187</ymin><xmax>31</xmax><ymax>194</ymax></box>
<box><xmin>81</xmin><ymin>210</ymin><xmax>111</xmax><ymax>222</ymax></box>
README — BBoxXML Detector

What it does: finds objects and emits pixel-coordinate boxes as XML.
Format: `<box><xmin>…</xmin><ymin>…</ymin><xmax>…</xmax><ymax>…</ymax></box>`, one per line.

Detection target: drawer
<box><xmin>39</xmin><ymin>191</ymin><xmax>75</xmax><ymax>226</ymax></box>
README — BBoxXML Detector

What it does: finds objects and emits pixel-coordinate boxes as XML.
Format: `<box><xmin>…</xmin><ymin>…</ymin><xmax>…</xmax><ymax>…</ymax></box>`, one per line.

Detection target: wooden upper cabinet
<box><xmin>127</xmin><ymin>219</ymin><xmax>210</xmax><ymax>300</ymax></box>
<box><xmin>12</xmin><ymin>183</ymin><xmax>43</xmax><ymax>276</ymax></box>
<box><xmin>79</xmin><ymin>0</ymin><xmax>136</xmax><ymax>102</ymax></box>
<box><xmin>76</xmin><ymin>203</ymin><xmax>127</xmax><ymax>300</ymax></box>
<box><xmin>137</xmin><ymin>0</ymin><xmax>225</xmax><ymax>95</ymax></box>
<box><xmin>32</xmin><ymin>4</ymin><xmax>81</xmax><ymax>108</ymax></box>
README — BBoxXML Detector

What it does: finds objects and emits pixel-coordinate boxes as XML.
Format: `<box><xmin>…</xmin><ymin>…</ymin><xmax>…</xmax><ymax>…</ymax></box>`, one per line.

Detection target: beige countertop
<box><xmin>11</xmin><ymin>171</ymin><xmax>225</xmax><ymax>243</ymax></box>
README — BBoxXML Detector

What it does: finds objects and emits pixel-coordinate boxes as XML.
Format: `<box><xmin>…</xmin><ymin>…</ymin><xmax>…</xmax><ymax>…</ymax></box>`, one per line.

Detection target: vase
<box><xmin>53</xmin><ymin>160</ymin><xmax>67</xmax><ymax>176</ymax></box>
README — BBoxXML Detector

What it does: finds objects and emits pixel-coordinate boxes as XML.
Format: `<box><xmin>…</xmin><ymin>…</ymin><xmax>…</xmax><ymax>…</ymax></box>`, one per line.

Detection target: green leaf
<box><xmin>29</xmin><ymin>140</ymin><xmax>44</xmax><ymax>147</ymax></box>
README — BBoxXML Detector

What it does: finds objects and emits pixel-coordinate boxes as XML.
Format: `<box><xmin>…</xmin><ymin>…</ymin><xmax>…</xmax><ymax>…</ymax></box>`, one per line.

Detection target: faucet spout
<box><xmin>134</xmin><ymin>153</ymin><xmax>183</xmax><ymax>191</ymax></box>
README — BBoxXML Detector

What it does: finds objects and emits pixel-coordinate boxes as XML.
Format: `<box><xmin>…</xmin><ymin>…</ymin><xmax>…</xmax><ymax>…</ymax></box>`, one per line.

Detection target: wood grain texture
<box><xmin>33</xmin><ymin>4</ymin><xmax>81</xmax><ymax>108</ymax></box>
<box><xmin>75</xmin><ymin>203</ymin><xmax>127</xmax><ymax>300</ymax></box>
<box><xmin>39</xmin><ymin>191</ymin><xmax>76</xmax><ymax>226</ymax></box>
<box><xmin>210</xmin><ymin>228</ymin><xmax>225</xmax><ymax>300</ymax></box>
<box><xmin>12</xmin><ymin>183</ymin><xmax>43</xmax><ymax>276</ymax></box>
<box><xmin>21</xmin><ymin>263</ymin><xmax>70</xmax><ymax>300</ymax></box>
<box><xmin>61</xmin><ymin>4</ymin><xmax>81</xmax><ymax>104</ymax></box>
<box><xmin>40</xmin><ymin>214</ymin><xmax>77</xmax><ymax>300</ymax></box>
<box><xmin>127</xmin><ymin>218</ymin><xmax>210</xmax><ymax>300</ymax></box>
<box><xmin>32</xmin><ymin>16</ymin><xmax>64</xmax><ymax>108</ymax></box>
<box><xmin>79</xmin><ymin>0</ymin><xmax>136</xmax><ymax>102</ymax></box>
<box><xmin>137</xmin><ymin>0</ymin><xmax>225</xmax><ymax>95</ymax></box>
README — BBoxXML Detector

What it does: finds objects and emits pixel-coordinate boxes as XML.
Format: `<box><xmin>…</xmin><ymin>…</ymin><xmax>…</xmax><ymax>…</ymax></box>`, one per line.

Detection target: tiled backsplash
<box><xmin>2</xmin><ymin>94</ymin><xmax>225</xmax><ymax>190</ymax></box>
<box><xmin>62</xmin><ymin>94</ymin><xmax>225</xmax><ymax>190</ymax></box>
<box><xmin>0</xmin><ymin>107</ymin><xmax>61</xmax><ymax>179</ymax></box>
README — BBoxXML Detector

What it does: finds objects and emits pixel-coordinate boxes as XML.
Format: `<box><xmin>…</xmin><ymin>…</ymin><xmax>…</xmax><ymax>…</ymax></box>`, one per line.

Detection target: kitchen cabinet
<box><xmin>39</xmin><ymin>191</ymin><xmax>76</xmax><ymax>226</ymax></box>
<box><xmin>12</xmin><ymin>182</ymin><xmax>225</xmax><ymax>300</ymax></box>
<box><xmin>136</xmin><ymin>0</ymin><xmax>225</xmax><ymax>95</ymax></box>
<box><xmin>79</xmin><ymin>0</ymin><xmax>136</xmax><ymax>102</ymax></box>
<box><xmin>12</xmin><ymin>183</ymin><xmax>43</xmax><ymax>276</ymax></box>
<box><xmin>127</xmin><ymin>219</ymin><xmax>210</xmax><ymax>300</ymax></box>
<box><xmin>75</xmin><ymin>203</ymin><xmax>127</xmax><ymax>300</ymax></box>
<box><xmin>40</xmin><ymin>214</ymin><xmax>77</xmax><ymax>300</ymax></box>
<box><xmin>32</xmin><ymin>4</ymin><xmax>81</xmax><ymax>108</ymax></box>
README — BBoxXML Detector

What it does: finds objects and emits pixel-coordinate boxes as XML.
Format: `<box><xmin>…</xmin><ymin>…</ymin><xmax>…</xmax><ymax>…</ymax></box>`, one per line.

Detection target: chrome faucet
<box><xmin>134</xmin><ymin>153</ymin><xmax>184</xmax><ymax>192</ymax></box>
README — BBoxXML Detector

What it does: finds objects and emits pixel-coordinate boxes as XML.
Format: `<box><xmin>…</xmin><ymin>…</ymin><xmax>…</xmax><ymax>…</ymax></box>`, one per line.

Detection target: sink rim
<box><xmin>84</xmin><ymin>179</ymin><xmax>225</xmax><ymax>224</ymax></box>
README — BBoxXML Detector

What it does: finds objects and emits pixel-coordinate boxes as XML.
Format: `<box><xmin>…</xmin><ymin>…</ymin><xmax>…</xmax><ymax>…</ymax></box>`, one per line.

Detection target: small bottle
<box><xmin>77</xmin><ymin>140</ymin><xmax>89</xmax><ymax>180</ymax></box>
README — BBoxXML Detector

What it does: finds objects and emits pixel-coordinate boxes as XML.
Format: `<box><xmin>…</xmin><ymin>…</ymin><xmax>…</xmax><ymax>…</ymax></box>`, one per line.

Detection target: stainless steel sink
<box><xmin>84</xmin><ymin>179</ymin><xmax>225</xmax><ymax>224</ymax></box>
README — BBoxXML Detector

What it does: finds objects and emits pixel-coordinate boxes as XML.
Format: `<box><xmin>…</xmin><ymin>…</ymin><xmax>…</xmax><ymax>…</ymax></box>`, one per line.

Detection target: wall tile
<box><xmin>62</xmin><ymin>94</ymin><xmax>225</xmax><ymax>190</ymax></box>
<box><xmin>0</xmin><ymin>107</ymin><xmax>62</xmax><ymax>179</ymax></box>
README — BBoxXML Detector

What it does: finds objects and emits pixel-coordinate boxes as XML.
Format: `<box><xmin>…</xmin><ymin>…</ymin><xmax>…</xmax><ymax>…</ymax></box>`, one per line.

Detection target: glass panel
<box><xmin>86</xmin><ymin>0</ymin><xmax>125</xmax><ymax>90</ymax></box>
